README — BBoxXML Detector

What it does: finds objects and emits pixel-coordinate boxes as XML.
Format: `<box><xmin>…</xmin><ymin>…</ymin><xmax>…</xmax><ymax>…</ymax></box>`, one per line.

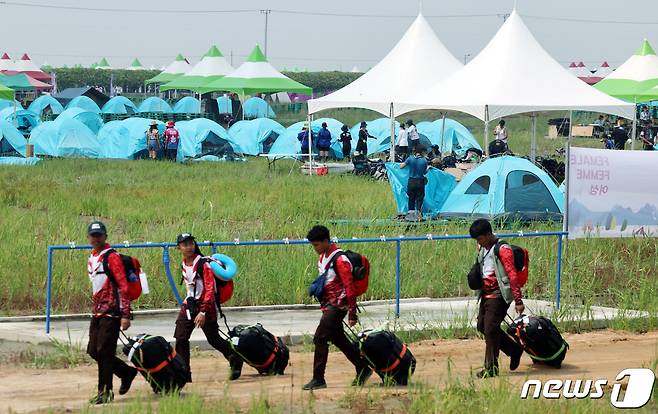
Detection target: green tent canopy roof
<box><xmin>636</xmin><ymin>39</ymin><xmax>656</xmax><ymax>56</ymax></box>
<box><xmin>175</xmin><ymin>54</ymin><xmax>185</xmax><ymax>61</ymax></box>
<box><xmin>199</xmin><ymin>45</ymin><xmax>312</xmax><ymax>95</ymax></box>
<box><xmin>146</xmin><ymin>53</ymin><xmax>191</xmax><ymax>85</ymax></box>
<box><xmin>160</xmin><ymin>46</ymin><xmax>233</xmax><ymax>92</ymax></box>
<box><xmin>595</xmin><ymin>39</ymin><xmax>658</xmax><ymax>102</ymax></box>
<box><xmin>0</xmin><ymin>84</ymin><xmax>14</xmax><ymax>101</ymax></box>
<box><xmin>131</xmin><ymin>58</ymin><xmax>143</xmax><ymax>67</ymax></box>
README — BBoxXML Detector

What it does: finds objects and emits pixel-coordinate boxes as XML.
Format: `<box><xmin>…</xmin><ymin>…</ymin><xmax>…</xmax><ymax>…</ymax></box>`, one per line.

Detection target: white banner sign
<box><xmin>568</xmin><ymin>147</ymin><xmax>658</xmax><ymax>239</ymax></box>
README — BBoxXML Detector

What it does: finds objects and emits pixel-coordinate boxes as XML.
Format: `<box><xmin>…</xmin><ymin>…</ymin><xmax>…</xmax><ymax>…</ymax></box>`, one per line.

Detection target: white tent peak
<box><xmin>399</xmin><ymin>9</ymin><xmax>633</xmax><ymax>120</ymax></box>
<box><xmin>185</xmin><ymin>46</ymin><xmax>233</xmax><ymax>77</ymax></box>
<box><xmin>308</xmin><ymin>12</ymin><xmax>463</xmax><ymax>116</ymax></box>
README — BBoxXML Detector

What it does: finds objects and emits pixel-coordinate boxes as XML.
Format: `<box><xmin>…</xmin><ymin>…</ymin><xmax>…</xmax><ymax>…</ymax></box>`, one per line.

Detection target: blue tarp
<box><xmin>386</xmin><ymin>163</ymin><xmax>456</xmax><ymax>216</ymax></box>
<box><xmin>0</xmin><ymin>120</ymin><xmax>28</xmax><ymax>156</ymax></box>
<box><xmin>137</xmin><ymin>97</ymin><xmax>173</xmax><ymax>113</ymax></box>
<box><xmin>416</xmin><ymin>119</ymin><xmax>481</xmax><ymax>157</ymax></box>
<box><xmin>28</xmin><ymin>95</ymin><xmax>64</xmax><ymax>116</ymax></box>
<box><xmin>97</xmin><ymin>118</ymin><xmax>165</xmax><ymax>159</ymax></box>
<box><xmin>54</xmin><ymin>108</ymin><xmax>103</xmax><ymax>134</ymax></box>
<box><xmin>101</xmin><ymin>96</ymin><xmax>138</xmax><ymax>114</ymax></box>
<box><xmin>440</xmin><ymin>156</ymin><xmax>564</xmax><ymax>219</ymax></box>
<box><xmin>31</xmin><ymin>118</ymin><xmax>103</xmax><ymax>158</ymax></box>
<box><xmin>243</xmin><ymin>97</ymin><xmax>276</xmax><ymax>119</ymax></box>
<box><xmin>173</xmin><ymin>96</ymin><xmax>201</xmax><ymax>114</ymax></box>
<box><xmin>0</xmin><ymin>108</ymin><xmax>40</xmax><ymax>132</ymax></box>
<box><xmin>65</xmin><ymin>96</ymin><xmax>101</xmax><ymax>113</ymax></box>
<box><xmin>0</xmin><ymin>156</ymin><xmax>40</xmax><ymax>165</ymax></box>
<box><xmin>0</xmin><ymin>99</ymin><xmax>23</xmax><ymax>112</ymax></box>
<box><xmin>269</xmin><ymin>118</ymin><xmax>345</xmax><ymax>159</ymax></box>
<box><xmin>175</xmin><ymin>118</ymin><xmax>239</xmax><ymax>162</ymax></box>
<box><xmin>228</xmin><ymin>118</ymin><xmax>286</xmax><ymax>155</ymax></box>
<box><xmin>217</xmin><ymin>96</ymin><xmax>232</xmax><ymax>114</ymax></box>
<box><xmin>349</xmin><ymin>118</ymin><xmax>399</xmax><ymax>156</ymax></box>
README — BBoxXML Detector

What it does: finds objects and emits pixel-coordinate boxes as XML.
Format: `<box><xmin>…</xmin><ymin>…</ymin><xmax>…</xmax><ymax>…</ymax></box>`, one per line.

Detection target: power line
<box><xmin>525</xmin><ymin>15</ymin><xmax>658</xmax><ymax>25</ymax></box>
<box><xmin>0</xmin><ymin>1</ymin><xmax>256</xmax><ymax>14</ymax></box>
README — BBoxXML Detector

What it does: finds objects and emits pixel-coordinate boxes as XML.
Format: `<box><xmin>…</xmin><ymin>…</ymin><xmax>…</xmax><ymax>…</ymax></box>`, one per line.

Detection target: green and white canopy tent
<box><xmin>0</xmin><ymin>84</ymin><xmax>14</xmax><ymax>101</ymax></box>
<box><xmin>95</xmin><ymin>58</ymin><xmax>112</xmax><ymax>70</ymax></box>
<box><xmin>145</xmin><ymin>54</ymin><xmax>191</xmax><ymax>85</ymax></box>
<box><xmin>595</xmin><ymin>39</ymin><xmax>658</xmax><ymax>102</ymax></box>
<box><xmin>126</xmin><ymin>58</ymin><xmax>146</xmax><ymax>71</ymax></box>
<box><xmin>199</xmin><ymin>45</ymin><xmax>312</xmax><ymax>95</ymax></box>
<box><xmin>160</xmin><ymin>46</ymin><xmax>233</xmax><ymax>92</ymax></box>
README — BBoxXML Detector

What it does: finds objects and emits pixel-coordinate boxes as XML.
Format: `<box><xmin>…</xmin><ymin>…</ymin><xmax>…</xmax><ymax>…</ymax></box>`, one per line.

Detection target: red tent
<box><xmin>14</xmin><ymin>53</ymin><xmax>51</xmax><ymax>82</ymax></box>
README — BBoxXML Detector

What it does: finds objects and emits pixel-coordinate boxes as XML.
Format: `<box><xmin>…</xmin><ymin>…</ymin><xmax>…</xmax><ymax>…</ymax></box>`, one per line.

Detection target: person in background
<box><xmin>298</xmin><ymin>123</ymin><xmax>311</xmax><ymax>157</ymax></box>
<box><xmin>640</xmin><ymin>106</ymin><xmax>651</xmax><ymax>129</ymax></box>
<box><xmin>400</xmin><ymin>145</ymin><xmax>429</xmax><ymax>221</ymax></box>
<box><xmin>406</xmin><ymin>120</ymin><xmax>419</xmax><ymax>150</ymax></box>
<box><xmin>611</xmin><ymin>118</ymin><xmax>629</xmax><ymax>150</ymax></box>
<box><xmin>146</xmin><ymin>121</ymin><xmax>160</xmax><ymax>160</ymax></box>
<box><xmin>356</xmin><ymin>121</ymin><xmax>375</xmax><ymax>158</ymax></box>
<box><xmin>493</xmin><ymin>120</ymin><xmax>508</xmax><ymax>144</ymax></box>
<box><xmin>593</xmin><ymin>115</ymin><xmax>604</xmax><ymax>138</ymax></box>
<box><xmin>396</xmin><ymin>123</ymin><xmax>409</xmax><ymax>161</ymax></box>
<box><xmin>602</xmin><ymin>114</ymin><xmax>612</xmax><ymax>137</ymax></box>
<box><xmin>173</xmin><ymin>233</ymin><xmax>243</xmax><ymax>382</ymax></box>
<box><xmin>163</xmin><ymin>121</ymin><xmax>180</xmax><ymax>161</ymax></box>
<box><xmin>469</xmin><ymin>219</ymin><xmax>524</xmax><ymax>378</ymax></box>
<box><xmin>302</xmin><ymin>225</ymin><xmax>372</xmax><ymax>391</ymax></box>
<box><xmin>640</xmin><ymin>130</ymin><xmax>655</xmax><ymax>151</ymax></box>
<box><xmin>317</xmin><ymin>122</ymin><xmax>332</xmax><ymax>163</ymax></box>
<box><xmin>339</xmin><ymin>125</ymin><xmax>352</xmax><ymax>161</ymax></box>
<box><xmin>85</xmin><ymin>221</ymin><xmax>137</xmax><ymax>404</ymax></box>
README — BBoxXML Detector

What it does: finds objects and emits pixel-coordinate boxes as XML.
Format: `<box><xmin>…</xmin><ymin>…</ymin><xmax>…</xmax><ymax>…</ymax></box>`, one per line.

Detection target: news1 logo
<box><xmin>520</xmin><ymin>368</ymin><xmax>655</xmax><ymax>408</ymax></box>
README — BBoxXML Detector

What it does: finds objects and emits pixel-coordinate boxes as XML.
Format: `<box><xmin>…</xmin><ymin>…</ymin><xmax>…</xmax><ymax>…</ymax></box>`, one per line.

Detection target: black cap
<box><xmin>176</xmin><ymin>233</ymin><xmax>195</xmax><ymax>244</ymax></box>
<box><xmin>87</xmin><ymin>221</ymin><xmax>107</xmax><ymax>236</ymax></box>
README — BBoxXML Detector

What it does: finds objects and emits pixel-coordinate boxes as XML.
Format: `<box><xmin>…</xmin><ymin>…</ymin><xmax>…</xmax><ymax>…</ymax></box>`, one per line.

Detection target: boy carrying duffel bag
<box><xmin>506</xmin><ymin>314</ymin><xmax>569</xmax><ymax>368</ymax></box>
<box><xmin>350</xmin><ymin>328</ymin><xmax>416</xmax><ymax>385</ymax></box>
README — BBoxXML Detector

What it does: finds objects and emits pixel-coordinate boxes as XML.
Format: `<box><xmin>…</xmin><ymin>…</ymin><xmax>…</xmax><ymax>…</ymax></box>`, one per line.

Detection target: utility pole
<box><xmin>463</xmin><ymin>53</ymin><xmax>472</xmax><ymax>64</ymax></box>
<box><xmin>497</xmin><ymin>13</ymin><xmax>510</xmax><ymax>22</ymax></box>
<box><xmin>260</xmin><ymin>9</ymin><xmax>272</xmax><ymax>57</ymax></box>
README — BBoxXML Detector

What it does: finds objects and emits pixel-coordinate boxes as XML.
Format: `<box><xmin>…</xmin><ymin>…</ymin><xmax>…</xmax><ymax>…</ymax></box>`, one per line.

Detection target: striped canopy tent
<box><xmin>0</xmin><ymin>84</ymin><xmax>14</xmax><ymax>100</ymax></box>
<box><xmin>160</xmin><ymin>46</ymin><xmax>233</xmax><ymax>92</ymax></box>
<box><xmin>0</xmin><ymin>53</ymin><xmax>15</xmax><ymax>71</ymax></box>
<box><xmin>595</xmin><ymin>61</ymin><xmax>613</xmax><ymax>79</ymax></box>
<box><xmin>576</xmin><ymin>61</ymin><xmax>597</xmax><ymax>84</ymax></box>
<box><xmin>596</xmin><ymin>40</ymin><xmax>658</xmax><ymax>102</ymax></box>
<box><xmin>145</xmin><ymin>54</ymin><xmax>191</xmax><ymax>85</ymax></box>
<box><xmin>200</xmin><ymin>45</ymin><xmax>312</xmax><ymax>95</ymax></box>
<box><xmin>0</xmin><ymin>73</ymin><xmax>52</xmax><ymax>91</ymax></box>
<box><xmin>14</xmin><ymin>53</ymin><xmax>51</xmax><ymax>81</ymax></box>
<box><xmin>126</xmin><ymin>58</ymin><xmax>146</xmax><ymax>71</ymax></box>
<box><xmin>96</xmin><ymin>58</ymin><xmax>112</xmax><ymax>70</ymax></box>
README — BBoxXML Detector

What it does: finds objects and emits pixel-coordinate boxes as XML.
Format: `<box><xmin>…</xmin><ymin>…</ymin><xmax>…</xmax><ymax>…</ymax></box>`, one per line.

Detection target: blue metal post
<box><xmin>162</xmin><ymin>247</ymin><xmax>183</xmax><ymax>305</ymax></box>
<box><xmin>556</xmin><ymin>235</ymin><xmax>563</xmax><ymax>310</ymax></box>
<box><xmin>395</xmin><ymin>240</ymin><xmax>401</xmax><ymax>318</ymax></box>
<box><xmin>45</xmin><ymin>247</ymin><xmax>53</xmax><ymax>335</ymax></box>
<box><xmin>211</xmin><ymin>243</ymin><xmax>217</xmax><ymax>254</ymax></box>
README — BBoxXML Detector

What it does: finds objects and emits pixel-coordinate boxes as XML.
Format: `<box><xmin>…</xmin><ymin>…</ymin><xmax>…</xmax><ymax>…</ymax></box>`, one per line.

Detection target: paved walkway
<box><xmin>0</xmin><ymin>298</ymin><xmax>646</xmax><ymax>350</ymax></box>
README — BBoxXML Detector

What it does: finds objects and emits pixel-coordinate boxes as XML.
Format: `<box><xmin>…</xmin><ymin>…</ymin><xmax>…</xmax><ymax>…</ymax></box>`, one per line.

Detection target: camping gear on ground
<box><xmin>121</xmin><ymin>333</ymin><xmax>189</xmax><ymax>393</ymax></box>
<box><xmin>352</xmin><ymin>328</ymin><xmax>416</xmax><ymax>385</ymax></box>
<box><xmin>488</xmin><ymin>139</ymin><xmax>509</xmax><ymax>156</ymax></box>
<box><xmin>227</xmin><ymin>324</ymin><xmax>289</xmax><ymax>375</ymax></box>
<box><xmin>506</xmin><ymin>314</ymin><xmax>568</xmax><ymax>368</ymax></box>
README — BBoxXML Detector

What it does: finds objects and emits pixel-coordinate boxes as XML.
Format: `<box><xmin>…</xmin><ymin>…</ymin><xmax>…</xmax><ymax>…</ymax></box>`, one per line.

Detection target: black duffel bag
<box><xmin>356</xmin><ymin>329</ymin><xmax>416</xmax><ymax>385</ymax></box>
<box><xmin>122</xmin><ymin>333</ymin><xmax>189</xmax><ymax>394</ymax></box>
<box><xmin>506</xmin><ymin>315</ymin><xmax>569</xmax><ymax>368</ymax></box>
<box><xmin>228</xmin><ymin>324</ymin><xmax>289</xmax><ymax>375</ymax></box>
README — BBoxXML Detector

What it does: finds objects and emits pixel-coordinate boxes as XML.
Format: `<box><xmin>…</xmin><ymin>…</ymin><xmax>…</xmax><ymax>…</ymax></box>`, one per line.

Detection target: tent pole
<box><xmin>389</xmin><ymin>103</ymin><xmax>395</xmax><ymax>161</ymax></box>
<box><xmin>563</xmin><ymin>138</ymin><xmax>571</xmax><ymax>235</ymax></box>
<box><xmin>439</xmin><ymin>112</ymin><xmax>447</xmax><ymax>155</ymax></box>
<box><xmin>308</xmin><ymin>113</ymin><xmax>313</xmax><ymax>176</ymax></box>
<box><xmin>631</xmin><ymin>98</ymin><xmax>637</xmax><ymax>150</ymax></box>
<box><xmin>483</xmin><ymin>105</ymin><xmax>490</xmax><ymax>156</ymax></box>
<box><xmin>530</xmin><ymin>112</ymin><xmax>537</xmax><ymax>163</ymax></box>
<box><xmin>568</xmin><ymin>110</ymin><xmax>573</xmax><ymax>141</ymax></box>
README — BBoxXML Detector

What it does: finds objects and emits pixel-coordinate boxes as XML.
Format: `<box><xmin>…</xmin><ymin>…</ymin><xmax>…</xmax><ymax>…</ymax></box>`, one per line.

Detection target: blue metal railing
<box><xmin>45</xmin><ymin>231</ymin><xmax>567</xmax><ymax>334</ymax></box>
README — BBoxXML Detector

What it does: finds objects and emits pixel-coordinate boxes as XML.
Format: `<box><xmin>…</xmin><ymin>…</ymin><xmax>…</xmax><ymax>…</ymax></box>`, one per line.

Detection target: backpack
<box><xmin>195</xmin><ymin>258</ymin><xmax>234</xmax><ymax>305</ymax></box>
<box><xmin>103</xmin><ymin>250</ymin><xmax>144</xmax><ymax>301</ymax></box>
<box><xmin>493</xmin><ymin>240</ymin><xmax>528</xmax><ymax>287</ymax></box>
<box><xmin>308</xmin><ymin>250</ymin><xmax>370</xmax><ymax>301</ymax></box>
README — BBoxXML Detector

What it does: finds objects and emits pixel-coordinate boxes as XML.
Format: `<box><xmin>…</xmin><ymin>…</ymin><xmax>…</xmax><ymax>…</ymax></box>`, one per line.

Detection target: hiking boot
<box><xmin>229</xmin><ymin>356</ymin><xmax>243</xmax><ymax>381</ymax></box>
<box><xmin>119</xmin><ymin>369</ymin><xmax>137</xmax><ymax>395</ymax></box>
<box><xmin>510</xmin><ymin>347</ymin><xmax>523</xmax><ymax>371</ymax></box>
<box><xmin>302</xmin><ymin>378</ymin><xmax>327</xmax><ymax>390</ymax></box>
<box><xmin>351</xmin><ymin>367</ymin><xmax>373</xmax><ymax>386</ymax></box>
<box><xmin>476</xmin><ymin>367</ymin><xmax>498</xmax><ymax>379</ymax></box>
<box><xmin>89</xmin><ymin>391</ymin><xmax>114</xmax><ymax>405</ymax></box>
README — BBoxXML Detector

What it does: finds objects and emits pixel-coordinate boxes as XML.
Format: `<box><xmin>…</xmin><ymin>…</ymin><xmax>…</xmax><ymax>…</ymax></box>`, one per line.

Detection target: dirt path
<box><xmin>1</xmin><ymin>330</ymin><xmax>657</xmax><ymax>413</ymax></box>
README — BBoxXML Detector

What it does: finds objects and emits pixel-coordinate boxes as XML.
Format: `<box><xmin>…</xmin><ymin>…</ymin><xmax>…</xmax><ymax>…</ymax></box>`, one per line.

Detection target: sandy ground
<box><xmin>1</xmin><ymin>329</ymin><xmax>657</xmax><ymax>413</ymax></box>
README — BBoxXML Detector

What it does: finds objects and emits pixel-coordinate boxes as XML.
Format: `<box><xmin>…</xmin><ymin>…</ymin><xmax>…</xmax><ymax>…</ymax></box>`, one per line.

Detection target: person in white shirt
<box><xmin>493</xmin><ymin>120</ymin><xmax>508</xmax><ymax>143</ymax></box>
<box><xmin>396</xmin><ymin>123</ymin><xmax>409</xmax><ymax>160</ymax></box>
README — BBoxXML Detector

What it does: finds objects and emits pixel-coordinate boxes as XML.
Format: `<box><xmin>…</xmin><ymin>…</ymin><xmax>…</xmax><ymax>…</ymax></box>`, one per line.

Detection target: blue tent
<box><xmin>0</xmin><ymin>156</ymin><xmax>40</xmax><ymax>165</ymax></box>
<box><xmin>269</xmin><ymin>118</ymin><xmax>345</xmax><ymax>159</ymax></box>
<box><xmin>175</xmin><ymin>118</ymin><xmax>239</xmax><ymax>162</ymax></box>
<box><xmin>349</xmin><ymin>118</ymin><xmax>400</xmax><ymax>156</ymax></box>
<box><xmin>0</xmin><ymin>120</ymin><xmax>28</xmax><ymax>156</ymax></box>
<box><xmin>217</xmin><ymin>95</ymin><xmax>232</xmax><ymax>114</ymax></box>
<box><xmin>0</xmin><ymin>99</ymin><xmax>23</xmax><ymax>112</ymax></box>
<box><xmin>28</xmin><ymin>95</ymin><xmax>64</xmax><ymax>117</ymax></box>
<box><xmin>65</xmin><ymin>96</ymin><xmax>101</xmax><ymax>113</ymax></box>
<box><xmin>228</xmin><ymin>118</ymin><xmax>286</xmax><ymax>155</ymax></box>
<box><xmin>173</xmin><ymin>96</ymin><xmax>201</xmax><ymax>114</ymax></box>
<box><xmin>101</xmin><ymin>96</ymin><xmax>138</xmax><ymax>114</ymax></box>
<box><xmin>416</xmin><ymin>119</ymin><xmax>481</xmax><ymax>157</ymax></box>
<box><xmin>440</xmin><ymin>156</ymin><xmax>564</xmax><ymax>220</ymax></box>
<box><xmin>137</xmin><ymin>97</ymin><xmax>173</xmax><ymax>113</ymax></box>
<box><xmin>0</xmin><ymin>108</ymin><xmax>40</xmax><ymax>132</ymax></box>
<box><xmin>386</xmin><ymin>163</ymin><xmax>457</xmax><ymax>216</ymax></box>
<box><xmin>54</xmin><ymin>108</ymin><xmax>103</xmax><ymax>134</ymax></box>
<box><xmin>98</xmin><ymin>118</ymin><xmax>165</xmax><ymax>159</ymax></box>
<box><xmin>243</xmin><ymin>97</ymin><xmax>276</xmax><ymax>119</ymax></box>
<box><xmin>31</xmin><ymin>118</ymin><xmax>103</xmax><ymax>158</ymax></box>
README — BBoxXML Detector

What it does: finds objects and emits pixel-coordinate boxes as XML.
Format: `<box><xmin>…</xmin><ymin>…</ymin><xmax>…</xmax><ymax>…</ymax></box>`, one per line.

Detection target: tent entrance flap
<box><xmin>200</xmin><ymin>131</ymin><xmax>236</xmax><ymax>158</ymax></box>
